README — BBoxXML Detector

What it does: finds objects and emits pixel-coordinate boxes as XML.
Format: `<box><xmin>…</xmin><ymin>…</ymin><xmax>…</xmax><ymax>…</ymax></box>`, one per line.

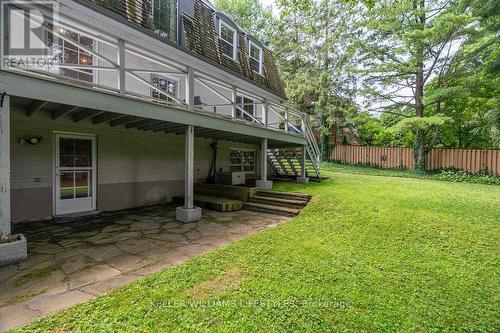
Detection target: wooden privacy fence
<box><xmin>330</xmin><ymin>145</ymin><xmax>500</xmax><ymax>175</ymax></box>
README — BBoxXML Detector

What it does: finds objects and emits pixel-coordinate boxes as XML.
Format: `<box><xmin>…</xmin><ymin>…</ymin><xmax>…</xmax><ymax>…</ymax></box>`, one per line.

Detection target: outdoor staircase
<box><xmin>267</xmin><ymin>117</ymin><xmax>321</xmax><ymax>181</ymax></box>
<box><xmin>243</xmin><ymin>190</ymin><xmax>312</xmax><ymax>216</ymax></box>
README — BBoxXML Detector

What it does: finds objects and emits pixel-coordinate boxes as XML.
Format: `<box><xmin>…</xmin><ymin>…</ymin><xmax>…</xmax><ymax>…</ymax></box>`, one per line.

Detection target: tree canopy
<box><xmin>214</xmin><ymin>0</ymin><xmax>499</xmax><ymax>171</ymax></box>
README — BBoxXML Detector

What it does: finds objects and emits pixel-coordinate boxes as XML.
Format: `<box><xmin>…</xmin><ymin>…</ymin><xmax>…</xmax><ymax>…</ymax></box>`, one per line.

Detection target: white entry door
<box><xmin>55</xmin><ymin>133</ymin><xmax>96</xmax><ymax>215</ymax></box>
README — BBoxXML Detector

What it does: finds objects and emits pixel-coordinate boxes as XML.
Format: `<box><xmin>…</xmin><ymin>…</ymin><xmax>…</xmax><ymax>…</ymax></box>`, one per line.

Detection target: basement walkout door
<box><xmin>55</xmin><ymin>133</ymin><xmax>97</xmax><ymax>215</ymax></box>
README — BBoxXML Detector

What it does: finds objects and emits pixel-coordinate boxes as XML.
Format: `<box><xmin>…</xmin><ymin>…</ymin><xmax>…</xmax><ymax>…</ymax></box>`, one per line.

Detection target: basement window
<box><xmin>230</xmin><ymin>149</ymin><xmax>256</xmax><ymax>173</ymax></box>
<box><xmin>219</xmin><ymin>21</ymin><xmax>237</xmax><ymax>60</ymax></box>
<box><xmin>248</xmin><ymin>41</ymin><xmax>263</xmax><ymax>75</ymax></box>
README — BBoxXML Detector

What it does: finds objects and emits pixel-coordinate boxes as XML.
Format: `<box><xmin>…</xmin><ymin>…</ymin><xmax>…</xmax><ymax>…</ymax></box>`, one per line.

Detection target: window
<box><xmin>47</xmin><ymin>27</ymin><xmax>94</xmax><ymax>82</ymax></box>
<box><xmin>151</xmin><ymin>75</ymin><xmax>178</xmax><ymax>101</ymax></box>
<box><xmin>249</xmin><ymin>41</ymin><xmax>263</xmax><ymax>75</ymax></box>
<box><xmin>153</xmin><ymin>0</ymin><xmax>178</xmax><ymax>42</ymax></box>
<box><xmin>219</xmin><ymin>21</ymin><xmax>237</xmax><ymax>60</ymax></box>
<box><xmin>230</xmin><ymin>149</ymin><xmax>256</xmax><ymax>173</ymax></box>
<box><xmin>235</xmin><ymin>94</ymin><xmax>255</xmax><ymax>121</ymax></box>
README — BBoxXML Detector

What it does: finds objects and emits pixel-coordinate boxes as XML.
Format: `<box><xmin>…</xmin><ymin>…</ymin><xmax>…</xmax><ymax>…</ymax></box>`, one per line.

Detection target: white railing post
<box><xmin>284</xmin><ymin>107</ymin><xmax>289</xmax><ymax>132</ymax></box>
<box><xmin>301</xmin><ymin>113</ymin><xmax>307</xmax><ymax>135</ymax></box>
<box><xmin>231</xmin><ymin>86</ymin><xmax>237</xmax><ymax>118</ymax></box>
<box><xmin>0</xmin><ymin>95</ymin><xmax>11</xmax><ymax>242</ymax></box>
<box><xmin>186</xmin><ymin>67</ymin><xmax>195</xmax><ymax>110</ymax></box>
<box><xmin>117</xmin><ymin>39</ymin><xmax>126</xmax><ymax>95</ymax></box>
<box><xmin>263</xmin><ymin>98</ymin><xmax>269</xmax><ymax>127</ymax></box>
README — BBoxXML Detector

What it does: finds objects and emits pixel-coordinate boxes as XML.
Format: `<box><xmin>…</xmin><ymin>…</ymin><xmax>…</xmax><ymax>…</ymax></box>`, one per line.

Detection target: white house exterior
<box><xmin>0</xmin><ymin>0</ymin><xmax>319</xmax><ymax>265</ymax></box>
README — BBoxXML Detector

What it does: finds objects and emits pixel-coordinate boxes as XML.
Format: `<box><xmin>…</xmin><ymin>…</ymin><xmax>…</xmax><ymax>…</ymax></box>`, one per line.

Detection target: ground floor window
<box><xmin>230</xmin><ymin>149</ymin><xmax>256</xmax><ymax>172</ymax></box>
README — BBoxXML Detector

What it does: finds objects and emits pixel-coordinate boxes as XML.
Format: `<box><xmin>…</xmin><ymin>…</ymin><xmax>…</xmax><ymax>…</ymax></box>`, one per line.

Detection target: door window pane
<box><xmin>60</xmin><ymin>172</ymin><xmax>74</xmax><ymax>199</ymax></box>
<box><xmin>59</xmin><ymin>139</ymin><xmax>92</xmax><ymax>168</ymax></box>
<box><xmin>75</xmin><ymin>171</ymin><xmax>91</xmax><ymax>198</ymax></box>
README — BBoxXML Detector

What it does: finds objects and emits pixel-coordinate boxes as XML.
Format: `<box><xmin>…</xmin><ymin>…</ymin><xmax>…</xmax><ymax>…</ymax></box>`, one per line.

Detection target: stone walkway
<box><xmin>0</xmin><ymin>206</ymin><xmax>289</xmax><ymax>332</ymax></box>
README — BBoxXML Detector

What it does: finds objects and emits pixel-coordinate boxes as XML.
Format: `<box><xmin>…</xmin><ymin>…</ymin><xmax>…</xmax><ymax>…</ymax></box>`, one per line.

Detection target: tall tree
<box><xmin>275</xmin><ymin>0</ymin><xmax>360</xmax><ymax>160</ymax></box>
<box><xmin>357</xmin><ymin>0</ymin><xmax>473</xmax><ymax>171</ymax></box>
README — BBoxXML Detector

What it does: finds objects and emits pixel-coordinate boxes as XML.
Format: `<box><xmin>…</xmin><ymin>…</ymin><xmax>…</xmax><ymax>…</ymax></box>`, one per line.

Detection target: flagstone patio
<box><xmin>0</xmin><ymin>206</ymin><xmax>289</xmax><ymax>332</ymax></box>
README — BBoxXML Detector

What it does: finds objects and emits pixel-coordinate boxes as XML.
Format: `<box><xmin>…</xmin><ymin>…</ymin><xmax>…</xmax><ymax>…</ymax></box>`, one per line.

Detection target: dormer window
<box><xmin>248</xmin><ymin>41</ymin><xmax>263</xmax><ymax>75</ymax></box>
<box><xmin>219</xmin><ymin>21</ymin><xmax>237</xmax><ymax>60</ymax></box>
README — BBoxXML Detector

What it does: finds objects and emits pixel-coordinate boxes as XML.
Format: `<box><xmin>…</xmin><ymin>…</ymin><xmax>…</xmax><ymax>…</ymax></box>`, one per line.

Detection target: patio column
<box><xmin>176</xmin><ymin>125</ymin><xmax>201</xmax><ymax>223</ymax></box>
<box><xmin>256</xmin><ymin>138</ymin><xmax>273</xmax><ymax>190</ymax></box>
<box><xmin>0</xmin><ymin>94</ymin><xmax>26</xmax><ymax>266</ymax></box>
<box><xmin>0</xmin><ymin>95</ymin><xmax>11</xmax><ymax>241</ymax></box>
<box><xmin>297</xmin><ymin>145</ymin><xmax>309</xmax><ymax>183</ymax></box>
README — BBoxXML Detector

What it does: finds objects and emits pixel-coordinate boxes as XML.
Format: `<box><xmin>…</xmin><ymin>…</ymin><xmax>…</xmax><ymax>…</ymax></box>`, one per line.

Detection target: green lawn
<box><xmin>17</xmin><ymin>166</ymin><xmax>500</xmax><ymax>332</ymax></box>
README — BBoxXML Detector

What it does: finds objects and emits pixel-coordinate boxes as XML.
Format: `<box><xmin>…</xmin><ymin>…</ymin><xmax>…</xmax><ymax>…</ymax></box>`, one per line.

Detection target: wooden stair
<box><xmin>243</xmin><ymin>190</ymin><xmax>312</xmax><ymax>216</ymax></box>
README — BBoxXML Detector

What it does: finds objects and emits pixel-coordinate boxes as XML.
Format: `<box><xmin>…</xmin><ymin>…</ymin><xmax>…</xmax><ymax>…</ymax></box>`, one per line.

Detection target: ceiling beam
<box><xmin>138</xmin><ymin>120</ymin><xmax>164</xmax><ymax>131</ymax></box>
<box><xmin>51</xmin><ymin>105</ymin><xmax>80</xmax><ymax>120</ymax></box>
<box><xmin>110</xmin><ymin>115</ymin><xmax>143</xmax><ymax>127</ymax></box>
<box><xmin>92</xmin><ymin>112</ymin><xmax>124</xmax><ymax>125</ymax></box>
<box><xmin>125</xmin><ymin>118</ymin><xmax>151</xmax><ymax>129</ymax></box>
<box><xmin>73</xmin><ymin>109</ymin><xmax>103</xmax><ymax>122</ymax></box>
<box><xmin>26</xmin><ymin>100</ymin><xmax>49</xmax><ymax>117</ymax></box>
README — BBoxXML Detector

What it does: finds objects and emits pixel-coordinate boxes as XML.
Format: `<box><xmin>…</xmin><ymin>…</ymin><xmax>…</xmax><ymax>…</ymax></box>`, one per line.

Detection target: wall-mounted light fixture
<box><xmin>18</xmin><ymin>137</ymin><xmax>42</xmax><ymax>145</ymax></box>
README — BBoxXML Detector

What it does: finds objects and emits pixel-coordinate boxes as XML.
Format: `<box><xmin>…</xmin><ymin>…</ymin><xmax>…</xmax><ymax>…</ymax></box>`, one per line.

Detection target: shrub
<box><xmin>433</xmin><ymin>168</ymin><xmax>500</xmax><ymax>185</ymax></box>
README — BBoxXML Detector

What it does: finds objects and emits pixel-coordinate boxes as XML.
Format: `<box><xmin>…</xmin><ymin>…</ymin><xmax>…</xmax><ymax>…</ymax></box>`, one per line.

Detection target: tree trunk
<box><xmin>412</xmin><ymin>0</ymin><xmax>427</xmax><ymax>172</ymax></box>
<box><xmin>320</xmin><ymin>113</ymin><xmax>330</xmax><ymax>161</ymax></box>
<box><xmin>413</xmin><ymin>129</ymin><xmax>427</xmax><ymax>172</ymax></box>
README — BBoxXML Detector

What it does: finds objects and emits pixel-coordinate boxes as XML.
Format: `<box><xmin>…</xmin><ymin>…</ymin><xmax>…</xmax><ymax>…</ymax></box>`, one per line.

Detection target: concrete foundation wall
<box><xmin>10</xmin><ymin>108</ymin><xmax>259</xmax><ymax>223</ymax></box>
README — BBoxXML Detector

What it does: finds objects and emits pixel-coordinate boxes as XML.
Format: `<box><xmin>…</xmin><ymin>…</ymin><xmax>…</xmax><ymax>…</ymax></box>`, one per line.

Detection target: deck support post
<box><xmin>176</xmin><ymin>125</ymin><xmax>201</xmax><ymax>223</ymax></box>
<box><xmin>256</xmin><ymin>138</ymin><xmax>273</xmax><ymax>190</ymax></box>
<box><xmin>297</xmin><ymin>145</ymin><xmax>309</xmax><ymax>184</ymax></box>
<box><xmin>0</xmin><ymin>95</ymin><xmax>27</xmax><ymax>266</ymax></box>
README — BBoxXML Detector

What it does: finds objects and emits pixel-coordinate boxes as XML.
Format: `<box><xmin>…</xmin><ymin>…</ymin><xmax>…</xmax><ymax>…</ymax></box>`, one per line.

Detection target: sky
<box><xmin>260</xmin><ymin>0</ymin><xmax>280</xmax><ymax>15</ymax></box>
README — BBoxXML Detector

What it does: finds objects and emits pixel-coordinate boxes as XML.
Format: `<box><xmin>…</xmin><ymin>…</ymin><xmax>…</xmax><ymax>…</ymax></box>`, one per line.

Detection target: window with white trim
<box><xmin>230</xmin><ymin>149</ymin><xmax>256</xmax><ymax>172</ymax></box>
<box><xmin>248</xmin><ymin>41</ymin><xmax>263</xmax><ymax>75</ymax></box>
<box><xmin>235</xmin><ymin>94</ymin><xmax>255</xmax><ymax>121</ymax></box>
<box><xmin>151</xmin><ymin>75</ymin><xmax>178</xmax><ymax>102</ymax></box>
<box><xmin>47</xmin><ymin>26</ymin><xmax>94</xmax><ymax>83</ymax></box>
<box><xmin>219</xmin><ymin>21</ymin><xmax>237</xmax><ymax>60</ymax></box>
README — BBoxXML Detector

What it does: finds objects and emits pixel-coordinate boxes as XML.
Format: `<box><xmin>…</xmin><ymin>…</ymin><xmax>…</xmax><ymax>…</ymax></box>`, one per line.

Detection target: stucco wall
<box><xmin>10</xmin><ymin>108</ymin><xmax>260</xmax><ymax>223</ymax></box>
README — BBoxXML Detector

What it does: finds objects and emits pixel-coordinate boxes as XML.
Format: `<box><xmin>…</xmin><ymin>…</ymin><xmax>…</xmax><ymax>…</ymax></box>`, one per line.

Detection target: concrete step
<box><xmin>194</xmin><ymin>195</ymin><xmax>243</xmax><ymax>212</ymax></box>
<box><xmin>243</xmin><ymin>202</ymin><xmax>301</xmax><ymax>216</ymax></box>
<box><xmin>255</xmin><ymin>190</ymin><xmax>312</xmax><ymax>202</ymax></box>
<box><xmin>250</xmin><ymin>195</ymin><xmax>308</xmax><ymax>208</ymax></box>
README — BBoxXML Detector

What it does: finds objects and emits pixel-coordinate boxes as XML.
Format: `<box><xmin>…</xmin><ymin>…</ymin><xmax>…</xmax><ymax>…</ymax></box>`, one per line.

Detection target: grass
<box><xmin>323</xmin><ymin>162</ymin><xmax>500</xmax><ymax>185</ymax></box>
<box><xmin>15</xmin><ymin>168</ymin><xmax>500</xmax><ymax>332</ymax></box>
